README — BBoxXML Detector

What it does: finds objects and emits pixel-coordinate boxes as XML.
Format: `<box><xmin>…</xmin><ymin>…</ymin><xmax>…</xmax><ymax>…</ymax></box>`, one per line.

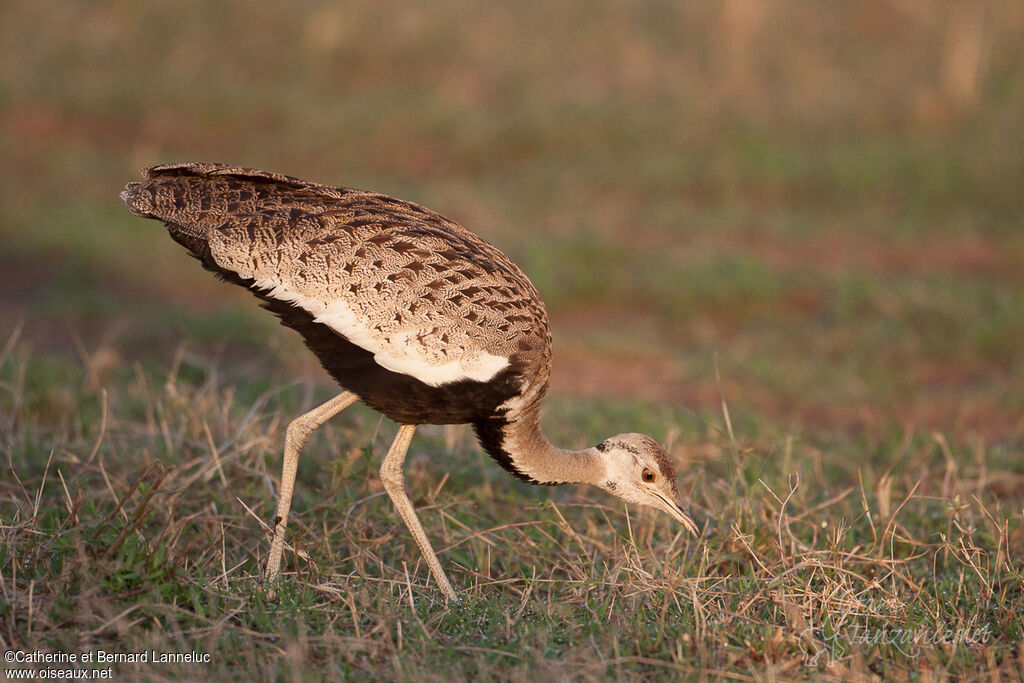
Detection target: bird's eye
<box><xmin>641</xmin><ymin>468</ymin><xmax>656</xmax><ymax>483</ymax></box>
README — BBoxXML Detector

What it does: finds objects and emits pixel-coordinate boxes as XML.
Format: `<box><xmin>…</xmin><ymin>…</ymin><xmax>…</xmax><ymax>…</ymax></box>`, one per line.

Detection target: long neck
<box><xmin>475</xmin><ymin>409</ymin><xmax>605</xmax><ymax>486</ymax></box>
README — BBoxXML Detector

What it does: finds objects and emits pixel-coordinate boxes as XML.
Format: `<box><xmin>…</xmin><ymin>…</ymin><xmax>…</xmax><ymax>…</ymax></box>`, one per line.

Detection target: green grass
<box><xmin>2</xmin><ymin>342</ymin><xmax>1022</xmax><ymax>680</ymax></box>
<box><xmin>2</xmin><ymin>0</ymin><xmax>1023</xmax><ymax>679</ymax></box>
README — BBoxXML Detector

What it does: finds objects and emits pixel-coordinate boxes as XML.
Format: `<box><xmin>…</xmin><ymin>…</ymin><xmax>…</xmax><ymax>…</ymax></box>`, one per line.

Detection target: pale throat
<box><xmin>500</xmin><ymin>411</ymin><xmax>606</xmax><ymax>486</ymax></box>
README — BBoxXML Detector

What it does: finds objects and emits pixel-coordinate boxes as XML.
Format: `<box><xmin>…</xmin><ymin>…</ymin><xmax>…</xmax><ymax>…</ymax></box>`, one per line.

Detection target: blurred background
<box><xmin>2</xmin><ymin>0</ymin><xmax>1022</xmax><ymax>448</ymax></box>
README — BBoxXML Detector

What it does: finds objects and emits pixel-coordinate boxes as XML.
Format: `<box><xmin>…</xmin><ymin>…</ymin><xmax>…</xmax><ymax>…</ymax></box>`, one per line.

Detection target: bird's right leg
<box><xmin>379</xmin><ymin>424</ymin><xmax>459</xmax><ymax>601</ymax></box>
<box><xmin>264</xmin><ymin>391</ymin><xmax>359</xmax><ymax>584</ymax></box>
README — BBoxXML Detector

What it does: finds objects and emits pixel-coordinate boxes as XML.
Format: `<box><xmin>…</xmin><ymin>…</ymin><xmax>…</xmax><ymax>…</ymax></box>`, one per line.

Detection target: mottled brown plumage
<box><xmin>122</xmin><ymin>162</ymin><xmax>700</xmax><ymax>601</ymax></box>
<box><xmin>124</xmin><ymin>163</ymin><xmax>550</xmax><ymax>415</ymax></box>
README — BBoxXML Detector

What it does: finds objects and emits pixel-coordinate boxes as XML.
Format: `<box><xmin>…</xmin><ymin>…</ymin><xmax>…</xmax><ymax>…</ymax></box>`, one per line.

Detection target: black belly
<box><xmin>268</xmin><ymin>292</ymin><xmax>531</xmax><ymax>481</ymax></box>
<box><xmin>261</xmin><ymin>293</ymin><xmax>524</xmax><ymax>424</ymax></box>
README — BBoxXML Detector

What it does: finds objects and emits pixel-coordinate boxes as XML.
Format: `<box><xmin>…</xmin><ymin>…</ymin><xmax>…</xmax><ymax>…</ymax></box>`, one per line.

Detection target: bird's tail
<box><xmin>119</xmin><ymin>174</ymin><xmax>211</xmax><ymax>242</ymax></box>
<box><xmin>120</xmin><ymin>182</ymin><xmax>155</xmax><ymax>218</ymax></box>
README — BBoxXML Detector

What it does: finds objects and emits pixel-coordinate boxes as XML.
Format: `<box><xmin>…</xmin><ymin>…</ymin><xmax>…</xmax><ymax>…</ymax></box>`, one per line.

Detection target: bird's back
<box><xmin>123</xmin><ymin>163</ymin><xmax>552</xmax><ymax>424</ymax></box>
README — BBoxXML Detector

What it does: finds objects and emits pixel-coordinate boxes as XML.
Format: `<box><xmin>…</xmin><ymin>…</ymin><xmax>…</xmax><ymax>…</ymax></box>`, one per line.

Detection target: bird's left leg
<box><xmin>379</xmin><ymin>424</ymin><xmax>459</xmax><ymax>601</ymax></box>
<box><xmin>265</xmin><ymin>391</ymin><xmax>359</xmax><ymax>584</ymax></box>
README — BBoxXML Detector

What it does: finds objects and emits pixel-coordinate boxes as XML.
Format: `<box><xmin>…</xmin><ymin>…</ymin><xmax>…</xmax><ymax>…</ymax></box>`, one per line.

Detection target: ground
<box><xmin>1</xmin><ymin>1</ymin><xmax>1022</xmax><ymax>680</ymax></box>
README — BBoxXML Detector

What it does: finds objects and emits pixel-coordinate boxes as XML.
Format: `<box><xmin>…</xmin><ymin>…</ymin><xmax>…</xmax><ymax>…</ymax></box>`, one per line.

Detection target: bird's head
<box><xmin>594</xmin><ymin>433</ymin><xmax>700</xmax><ymax>536</ymax></box>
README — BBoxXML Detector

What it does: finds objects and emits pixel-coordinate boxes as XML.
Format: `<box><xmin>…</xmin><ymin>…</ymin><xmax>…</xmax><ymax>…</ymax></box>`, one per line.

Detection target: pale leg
<box><xmin>379</xmin><ymin>424</ymin><xmax>458</xmax><ymax>601</ymax></box>
<box><xmin>264</xmin><ymin>391</ymin><xmax>359</xmax><ymax>583</ymax></box>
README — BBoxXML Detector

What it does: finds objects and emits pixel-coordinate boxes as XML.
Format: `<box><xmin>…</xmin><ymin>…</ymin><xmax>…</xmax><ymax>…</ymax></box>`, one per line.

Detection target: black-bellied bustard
<box><xmin>121</xmin><ymin>162</ymin><xmax>699</xmax><ymax>601</ymax></box>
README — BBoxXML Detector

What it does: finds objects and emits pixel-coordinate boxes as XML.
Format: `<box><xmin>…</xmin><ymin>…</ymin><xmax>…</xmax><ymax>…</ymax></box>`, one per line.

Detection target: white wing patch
<box><xmin>251</xmin><ymin>277</ymin><xmax>509</xmax><ymax>387</ymax></box>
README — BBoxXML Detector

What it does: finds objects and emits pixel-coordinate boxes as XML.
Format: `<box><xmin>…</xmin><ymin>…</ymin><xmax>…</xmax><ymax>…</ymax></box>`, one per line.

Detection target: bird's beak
<box><xmin>656</xmin><ymin>494</ymin><xmax>701</xmax><ymax>536</ymax></box>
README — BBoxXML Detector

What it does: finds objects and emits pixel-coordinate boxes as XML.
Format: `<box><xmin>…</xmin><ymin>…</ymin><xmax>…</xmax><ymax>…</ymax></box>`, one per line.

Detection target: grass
<box><xmin>1</xmin><ymin>0</ymin><xmax>1023</xmax><ymax>679</ymax></box>
<box><xmin>2</xmin><ymin>335</ymin><xmax>1021</xmax><ymax>680</ymax></box>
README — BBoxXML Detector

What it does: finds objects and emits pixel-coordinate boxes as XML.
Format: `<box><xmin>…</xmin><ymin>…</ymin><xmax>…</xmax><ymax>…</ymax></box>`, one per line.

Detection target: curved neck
<box><xmin>475</xmin><ymin>409</ymin><xmax>605</xmax><ymax>486</ymax></box>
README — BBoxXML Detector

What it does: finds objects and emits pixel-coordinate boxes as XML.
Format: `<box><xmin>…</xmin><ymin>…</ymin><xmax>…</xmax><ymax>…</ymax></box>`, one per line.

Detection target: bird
<box><xmin>121</xmin><ymin>162</ymin><xmax>700</xmax><ymax>601</ymax></box>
